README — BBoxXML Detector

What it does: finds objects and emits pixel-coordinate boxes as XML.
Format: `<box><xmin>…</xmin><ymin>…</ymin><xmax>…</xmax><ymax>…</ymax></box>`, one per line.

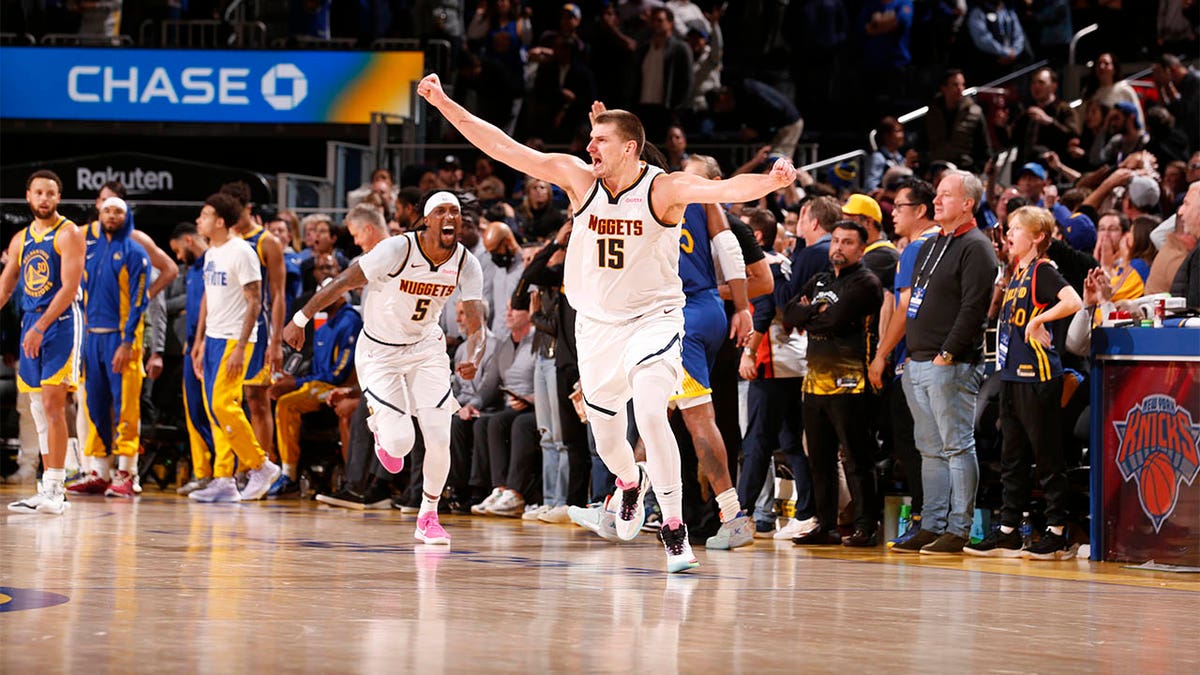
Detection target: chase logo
<box><xmin>261</xmin><ymin>63</ymin><xmax>307</xmax><ymax>111</ymax></box>
<box><xmin>1113</xmin><ymin>394</ymin><xmax>1200</xmax><ymax>532</ymax></box>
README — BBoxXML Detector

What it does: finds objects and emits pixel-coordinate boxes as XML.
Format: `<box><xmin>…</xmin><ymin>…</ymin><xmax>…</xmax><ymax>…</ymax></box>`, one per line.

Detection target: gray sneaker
<box><xmin>705</xmin><ymin>514</ymin><xmax>754</xmax><ymax>549</ymax></box>
<box><xmin>177</xmin><ymin>477</ymin><xmax>211</xmax><ymax>496</ymax></box>
<box><xmin>188</xmin><ymin>477</ymin><xmax>241</xmax><ymax>503</ymax></box>
<box><xmin>568</xmin><ymin>498</ymin><xmax>623</xmax><ymax>542</ymax></box>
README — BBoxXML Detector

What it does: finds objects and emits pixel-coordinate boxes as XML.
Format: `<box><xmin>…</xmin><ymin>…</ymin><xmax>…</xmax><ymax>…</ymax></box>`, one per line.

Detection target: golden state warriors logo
<box><xmin>1114</xmin><ymin>395</ymin><xmax>1200</xmax><ymax>532</ymax></box>
<box><xmin>0</xmin><ymin>586</ymin><xmax>70</xmax><ymax>612</ymax></box>
<box><xmin>22</xmin><ymin>249</ymin><xmax>52</xmax><ymax>298</ymax></box>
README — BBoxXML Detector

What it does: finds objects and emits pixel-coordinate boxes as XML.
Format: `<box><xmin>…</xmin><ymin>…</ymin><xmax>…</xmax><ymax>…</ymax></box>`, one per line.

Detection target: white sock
<box><xmin>44</xmin><ymin>467</ymin><xmax>66</xmax><ymax>491</ymax></box>
<box><xmin>716</xmin><ymin>488</ymin><xmax>740</xmax><ymax>523</ymax></box>
<box><xmin>117</xmin><ymin>454</ymin><xmax>136</xmax><ymax>473</ymax></box>
<box><xmin>419</xmin><ymin>492</ymin><xmax>439</xmax><ymax>517</ymax></box>
<box><xmin>93</xmin><ymin>454</ymin><xmax>115</xmax><ymax>477</ymax></box>
<box><xmin>656</xmin><ymin>486</ymin><xmax>683</xmax><ymax>523</ymax></box>
<box><xmin>1000</xmin><ymin>525</ymin><xmax>1015</xmax><ymax>534</ymax></box>
<box><xmin>1048</xmin><ymin>525</ymin><xmax>1064</xmax><ymax>536</ymax></box>
<box><xmin>282</xmin><ymin>463</ymin><xmax>296</xmax><ymax>479</ymax></box>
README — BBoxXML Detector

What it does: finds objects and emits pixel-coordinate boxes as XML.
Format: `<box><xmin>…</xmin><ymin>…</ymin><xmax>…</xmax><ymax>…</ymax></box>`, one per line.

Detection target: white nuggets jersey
<box><xmin>565</xmin><ymin>163</ymin><xmax>685</xmax><ymax>322</ymax></box>
<box><xmin>356</xmin><ymin>232</ymin><xmax>483</xmax><ymax>344</ymax></box>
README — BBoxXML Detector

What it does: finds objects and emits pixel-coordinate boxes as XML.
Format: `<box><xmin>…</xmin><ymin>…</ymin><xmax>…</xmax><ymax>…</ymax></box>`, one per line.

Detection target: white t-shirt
<box><xmin>356</xmin><ymin>232</ymin><xmax>483</xmax><ymax>344</ymax></box>
<box><xmin>203</xmin><ymin>235</ymin><xmax>262</xmax><ymax>341</ymax></box>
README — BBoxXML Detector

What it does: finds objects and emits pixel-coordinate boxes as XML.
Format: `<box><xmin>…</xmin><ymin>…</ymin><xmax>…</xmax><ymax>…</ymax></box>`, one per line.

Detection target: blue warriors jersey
<box><xmin>18</xmin><ymin>216</ymin><xmax>73</xmax><ymax>314</ymax></box>
<box><xmin>999</xmin><ymin>258</ymin><xmax>1067</xmax><ymax>382</ymax></box>
<box><xmin>678</xmin><ymin>203</ymin><xmax>718</xmax><ymax>295</ymax></box>
<box><xmin>240</xmin><ymin>224</ymin><xmax>272</xmax><ymax>317</ymax></box>
<box><xmin>185</xmin><ymin>251</ymin><xmax>207</xmax><ymax>342</ymax></box>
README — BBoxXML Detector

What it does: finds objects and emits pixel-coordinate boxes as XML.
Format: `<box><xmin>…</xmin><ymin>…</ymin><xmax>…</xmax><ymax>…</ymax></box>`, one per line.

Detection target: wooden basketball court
<box><xmin>3</xmin><ymin>486</ymin><xmax>1198</xmax><ymax>672</ymax></box>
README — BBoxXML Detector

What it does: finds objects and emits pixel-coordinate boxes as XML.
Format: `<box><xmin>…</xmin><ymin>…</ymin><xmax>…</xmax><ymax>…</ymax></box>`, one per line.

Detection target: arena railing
<box><xmin>0</xmin><ymin>32</ymin><xmax>36</xmax><ymax>45</ymax></box>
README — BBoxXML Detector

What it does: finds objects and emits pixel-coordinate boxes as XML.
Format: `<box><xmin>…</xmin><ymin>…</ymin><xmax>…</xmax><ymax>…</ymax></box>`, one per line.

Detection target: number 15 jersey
<box><xmin>356</xmin><ymin>232</ymin><xmax>483</xmax><ymax>344</ymax></box>
<box><xmin>564</xmin><ymin>163</ymin><xmax>685</xmax><ymax>323</ymax></box>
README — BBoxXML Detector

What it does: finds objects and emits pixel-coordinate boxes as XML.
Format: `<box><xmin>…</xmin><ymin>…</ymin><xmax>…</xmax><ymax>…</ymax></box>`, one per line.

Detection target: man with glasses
<box><xmin>869</xmin><ymin>177</ymin><xmax>940</xmax><ymax>545</ymax></box>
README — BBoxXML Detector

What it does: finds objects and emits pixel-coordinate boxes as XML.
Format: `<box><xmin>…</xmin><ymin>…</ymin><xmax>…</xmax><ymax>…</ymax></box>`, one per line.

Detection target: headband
<box><xmin>423</xmin><ymin>191</ymin><xmax>461</xmax><ymax>217</ymax></box>
<box><xmin>100</xmin><ymin>197</ymin><xmax>128</xmax><ymax>213</ymax></box>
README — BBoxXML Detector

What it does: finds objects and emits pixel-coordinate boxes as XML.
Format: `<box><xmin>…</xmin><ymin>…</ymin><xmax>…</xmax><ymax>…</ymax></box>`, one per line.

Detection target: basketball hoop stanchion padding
<box><xmin>1091</xmin><ymin>327</ymin><xmax>1200</xmax><ymax>565</ymax></box>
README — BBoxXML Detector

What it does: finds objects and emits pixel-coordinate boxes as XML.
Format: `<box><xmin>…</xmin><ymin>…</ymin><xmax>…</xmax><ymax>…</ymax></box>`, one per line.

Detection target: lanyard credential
<box><xmin>907</xmin><ymin>233</ymin><xmax>953</xmax><ymax>319</ymax></box>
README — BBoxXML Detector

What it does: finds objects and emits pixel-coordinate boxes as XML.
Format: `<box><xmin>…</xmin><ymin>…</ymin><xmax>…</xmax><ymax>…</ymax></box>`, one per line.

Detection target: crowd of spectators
<box><xmin>3</xmin><ymin>1</ymin><xmax>1199</xmax><ymax>554</ymax></box>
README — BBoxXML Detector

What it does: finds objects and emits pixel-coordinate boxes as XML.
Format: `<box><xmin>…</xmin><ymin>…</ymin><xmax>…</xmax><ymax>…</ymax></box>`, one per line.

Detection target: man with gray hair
<box><xmin>892</xmin><ymin>169</ymin><xmax>999</xmax><ymax>556</ymax></box>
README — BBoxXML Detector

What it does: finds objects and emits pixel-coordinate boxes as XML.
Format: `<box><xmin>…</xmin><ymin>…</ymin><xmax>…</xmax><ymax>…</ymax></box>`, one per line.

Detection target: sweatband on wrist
<box><xmin>291</xmin><ymin>312</ymin><xmax>310</xmax><ymax>328</ymax></box>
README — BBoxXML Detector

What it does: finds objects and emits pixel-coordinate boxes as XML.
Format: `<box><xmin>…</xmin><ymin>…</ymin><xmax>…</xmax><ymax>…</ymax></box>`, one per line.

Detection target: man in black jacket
<box><xmin>784</xmin><ymin>220</ymin><xmax>884</xmax><ymax>547</ymax></box>
<box><xmin>892</xmin><ymin>169</ymin><xmax>999</xmax><ymax>556</ymax></box>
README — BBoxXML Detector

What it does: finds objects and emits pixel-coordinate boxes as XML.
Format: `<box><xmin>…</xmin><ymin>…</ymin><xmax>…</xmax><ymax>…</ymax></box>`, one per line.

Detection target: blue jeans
<box><xmin>535</xmin><ymin>354</ymin><xmax>568</xmax><ymax>507</ymax></box>
<box><xmin>904</xmin><ymin>360</ymin><xmax>984</xmax><ymax>539</ymax></box>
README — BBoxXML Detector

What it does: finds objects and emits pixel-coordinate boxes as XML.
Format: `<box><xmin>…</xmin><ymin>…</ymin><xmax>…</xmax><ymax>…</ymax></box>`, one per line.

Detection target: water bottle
<box><xmin>898</xmin><ymin>503</ymin><xmax>912</xmax><ymax>538</ymax></box>
<box><xmin>1019</xmin><ymin>512</ymin><xmax>1034</xmax><ymax>549</ymax></box>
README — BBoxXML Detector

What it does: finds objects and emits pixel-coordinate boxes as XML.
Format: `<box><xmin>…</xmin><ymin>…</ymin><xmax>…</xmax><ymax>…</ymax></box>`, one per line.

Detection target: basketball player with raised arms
<box><xmin>282</xmin><ymin>191</ymin><xmax>486</xmax><ymax>546</ymax></box>
<box><xmin>2</xmin><ymin>170</ymin><xmax>85</xmax><ymax>515</ymax></box>
<box><xmin>419</xmin><ymin>73</ymin><xmax>797</xmax><ymax>573</ymax></box>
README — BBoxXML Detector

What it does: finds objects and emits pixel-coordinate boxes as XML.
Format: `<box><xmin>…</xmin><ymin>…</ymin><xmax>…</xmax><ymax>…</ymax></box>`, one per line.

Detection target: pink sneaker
<box><xmin>415</xmin><ymin>512</ymin><xmax>451</xmax><ymax>545</ymax></box>
<box><xmin>375</xmin><ymin>438</ymin><xmax>405</xmax><ymax>474</ymax></box>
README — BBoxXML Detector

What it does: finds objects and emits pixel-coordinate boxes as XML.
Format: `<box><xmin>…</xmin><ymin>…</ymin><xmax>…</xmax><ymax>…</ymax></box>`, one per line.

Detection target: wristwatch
<box><xmin>939</xmin><ymin>350</ymin><xmax>955</xmax><ymax>363</ymax></box>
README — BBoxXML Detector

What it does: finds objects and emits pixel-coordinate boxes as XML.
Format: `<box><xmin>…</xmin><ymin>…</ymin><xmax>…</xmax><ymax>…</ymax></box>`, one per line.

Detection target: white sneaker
<box><xmin>8</xmin><ymin>491</ymin><xmax>48</xmax><ymax>513</ymax></box>
<box><xmin>240</xmin><ymin>460</ymin><xmax>281</xmax><ymax>501</ymax></box>
<box><xmin>774</xmin><ymin>516</ymin><xmax>819</xmax><ymax>540</ymax></box>
<box><xmin>37</xmin><ymin>482</ymin><xmax>68</xmax><ymax>515</ymax></box>
<box><xmin>189</xmin><ymin>477</ymin><xmax>241</xmax><ymax>503</ymax></box>
<box><xmin>471</xmin><ymin>487</ymin><xmax>503</xmax><ymax>515</ymax></box>
<box><xmin>538</xmin><ymin>504</ymin><xmax>571</xmax><ymax>523</ymax></box>
<box><xmin>614</xmin><ymin>466</ymin><xmax>650</xmax><ymax>541</ymax></box>
<box><xmin>522</xmin><ymin>504</ymin><xmax>551</xmax><ymax>521</ymax></box>
<box><xmin>659</xmin><ymin>518</ymin><xmax>699</xmax><ymax>573</ymax></box>
<box><xmin>486</xmin><ymin>489</ymin><xmax>525</xmax><ymax>517</ymax></box>
<box><xmin>177</xmin><ymin>477</ymin><xmax>211</xmax><ymax>495</ymax></box>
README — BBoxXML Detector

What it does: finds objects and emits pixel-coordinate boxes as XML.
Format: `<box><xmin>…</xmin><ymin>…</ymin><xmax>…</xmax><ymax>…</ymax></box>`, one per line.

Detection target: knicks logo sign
<box><xmin>22</xmin><ymin>250</ymin><xmax>52</xmax><ymax>298</ymax></box>
<box><xmin>1113</xmin><ymin>395</ymin><xmax>1200</xmax><ymax>532</ymax></box>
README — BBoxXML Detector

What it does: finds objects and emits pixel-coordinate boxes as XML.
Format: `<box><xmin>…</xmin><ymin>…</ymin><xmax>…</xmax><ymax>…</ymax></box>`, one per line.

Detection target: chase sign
<box><xmin>0</xmin><ymin>47</ymin><xmax>422</xmax><ymax>124</ymax></box>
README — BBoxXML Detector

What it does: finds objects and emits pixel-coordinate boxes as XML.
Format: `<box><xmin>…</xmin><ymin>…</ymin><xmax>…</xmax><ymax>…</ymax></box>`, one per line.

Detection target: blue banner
<box><xmin>0</xmin><ymin>47</ymin><xmax>423</xmax><ymax>124</ymax></box>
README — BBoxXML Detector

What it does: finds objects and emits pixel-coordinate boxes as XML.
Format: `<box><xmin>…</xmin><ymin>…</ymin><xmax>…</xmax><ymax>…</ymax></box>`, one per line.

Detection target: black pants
<box><xmin>449</xmin><ymin>415</ymin><xmax>477</xmax><ymax>498</ymax></box>
<box><xmin>803</xmin><ymin>393</ymin><xmax>879</xmax><ymax>533</ymax></box>
<box><xmin>344</xmin><ymin>397</ymin><xmax>379</xmax><ymax>491</ymax></box>
<box><xmin>556</xmin><ymin>363</ymin><xmax>591</xmax><ymax>506</ymax></box>
<box><xmin>888</xmin><ymin>374</ymin><xmax>923</xmax><ymax>514</ymax></box>
<box><xmin>710</xmin><ymin>334</ymin><xmax>742</xmax><ymax>486</ymax></box>
<box><xmin>474</xmin><ymin>407</ymin><xmax>540</xmax><ymax>499</ymax></box>
<box><xmin>999</xmin><ymin>378</ymin><xmax>1068</xmax><ymax>527</ymax></box>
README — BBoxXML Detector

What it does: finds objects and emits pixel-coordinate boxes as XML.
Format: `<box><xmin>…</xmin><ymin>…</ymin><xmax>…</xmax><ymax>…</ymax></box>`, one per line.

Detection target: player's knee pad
<box><xmin>368</xmin><ymin>408</ymin><xmax>415</xmax><ymax>459</ymax></box>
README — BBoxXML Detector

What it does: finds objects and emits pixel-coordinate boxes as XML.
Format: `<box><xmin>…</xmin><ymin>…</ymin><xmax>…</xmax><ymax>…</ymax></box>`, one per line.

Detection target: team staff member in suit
<box><xmin>3</xmin><ymin>170</ymin><xmax>85</xmax><ymax>515</ymax></box>
<box><xmin>68</xmin><ymin>197</ymin><xmax>150</xmax><ymax>498</ymax></box>
<box><xmin>892</xmin><ymin>170</ymin><xmax>999</xmax><ymax>556</ymax></box>
<box><xmin>267</xmin><ymin>253</ymin><xmax>362</xmax><ymax>497</ymax></box>
<box><xmin>220</xmin><ymin>181</ymin><xmax>287</xmax><ymax>467</ymax></box>
<box><xmin>188</xmin><ymin>193</ymin><xmax>282</xmax><ymax>503</ymax></box>
<box><xmin>169</xmin><ymin>223</ymin><xmax>216</xmax><ymax>496</ymax></box>
<box><xmin>785</xmin><ymin>220</ymin><xmax>884</xmax><ymax>547</ymax></box>
<box><xmin>965</xmin><ymin>206</ymin><xmax>1081</xmax><ymax>560</ymax></box>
